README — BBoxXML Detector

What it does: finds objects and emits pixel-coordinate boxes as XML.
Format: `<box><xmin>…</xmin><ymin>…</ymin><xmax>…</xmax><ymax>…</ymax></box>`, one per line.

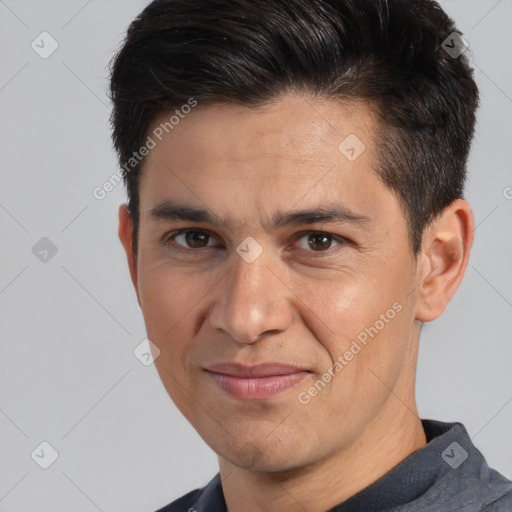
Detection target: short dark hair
<box><xmin>109</xmin><ymin>0</ymin><xmax>479</xmax><ymax>255</ymax></box>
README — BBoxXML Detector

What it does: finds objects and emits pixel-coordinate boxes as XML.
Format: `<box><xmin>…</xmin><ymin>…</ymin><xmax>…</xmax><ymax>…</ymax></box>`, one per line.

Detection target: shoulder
<box><xmin>459</xmin><ymin>466</ymin><xmax>512</xmax><ymax>512</ymax></box>
<box><xmin>481</xmin><ymin>487</ymin><xmax>512</xmax><ymax>511</ymax></box>
<box><xmin>153</xmin><ymin>474</ymin><xmax>224</xmax><ymax>512</ymax></box>
<box><xmin>154</xmin><ymin>488</ymin><xmax>202</xmax><ymax>512</ymax></box>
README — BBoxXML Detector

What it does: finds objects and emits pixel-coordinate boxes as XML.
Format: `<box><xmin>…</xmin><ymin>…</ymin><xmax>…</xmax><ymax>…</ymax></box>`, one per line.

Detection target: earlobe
<box><xmin>415</xmin><ymin>199</ymin><xmax>474</xmax><ymax>323</ymax></box>
<box><xmin>118</xmin><ymin>205</ymin><xmax>140</xmax><ymax>304</ymax></box>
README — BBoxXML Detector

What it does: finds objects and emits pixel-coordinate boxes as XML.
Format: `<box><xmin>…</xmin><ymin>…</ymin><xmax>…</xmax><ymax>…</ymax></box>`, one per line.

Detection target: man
<box><xmin>109</xmin><ymin>0</ymin><xmax>512</xmax><ymax>510</ymax></box>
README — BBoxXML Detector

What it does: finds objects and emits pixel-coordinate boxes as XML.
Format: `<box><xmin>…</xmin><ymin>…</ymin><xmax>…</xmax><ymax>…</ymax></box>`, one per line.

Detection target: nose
<box><xmin>208</xmin><ymin>250</ymin><xmax>293</xmax><ymax>344</ymax></box>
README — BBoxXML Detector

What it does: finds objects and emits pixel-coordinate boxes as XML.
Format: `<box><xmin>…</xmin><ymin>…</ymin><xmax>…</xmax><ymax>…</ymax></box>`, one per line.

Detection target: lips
<box><xmin>206</xmin><ymin>363</ymin><xmax>310</xmax><ymax>400</ymax></box>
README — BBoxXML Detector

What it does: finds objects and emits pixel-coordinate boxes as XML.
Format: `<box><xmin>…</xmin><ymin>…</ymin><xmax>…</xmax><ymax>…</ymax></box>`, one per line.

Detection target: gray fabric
<box><xmin>156</xmin><ymin>419</ymin><xmax>512</xmax><ymax>511</ymax></box>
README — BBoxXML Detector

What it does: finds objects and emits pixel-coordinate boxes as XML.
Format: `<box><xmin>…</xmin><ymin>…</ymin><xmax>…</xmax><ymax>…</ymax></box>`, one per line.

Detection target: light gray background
<box><xmin>0</xmin><ymin>1</ymin><xmax>511</xmax><ymax>511</ymax></box>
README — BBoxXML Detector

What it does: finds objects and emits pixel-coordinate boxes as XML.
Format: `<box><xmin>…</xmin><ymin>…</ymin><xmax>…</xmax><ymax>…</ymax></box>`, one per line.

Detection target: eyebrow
<box><xmin>148</xmin><ymin>201</ymin><xmax>370</xmax><ymax>230</ymax></box>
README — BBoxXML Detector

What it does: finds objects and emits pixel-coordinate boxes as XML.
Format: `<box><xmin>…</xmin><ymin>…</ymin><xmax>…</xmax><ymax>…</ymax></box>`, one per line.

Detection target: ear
<box><xmin>415</xmin><ymin>199</ymin><xmax>474</xmax><ymax>322</ymax></box>
<box><xmin>118</xmin><ymin>204</ymin><xmax>141</xmax><ymax>306</ymax></box>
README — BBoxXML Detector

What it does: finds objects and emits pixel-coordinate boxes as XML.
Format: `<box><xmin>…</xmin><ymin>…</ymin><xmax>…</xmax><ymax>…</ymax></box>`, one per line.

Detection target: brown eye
<box><xmin>184</xmin><ymin>231</ymin><xmax>210</xmax><ymax>248</ymax></box>
<box><xmin>292</xmin><ymin>231</ymin><xmax>347</xmax><ymax>256</ymax></box>
<box><xmin>169</xmin><ymin>230</ymin><xmax>214</xmax><ymax>249</ymax></box>
<box><xmin>307</xmin><ymin>233</ymin><xmax>333</xmax><ymax>251</ymax></box>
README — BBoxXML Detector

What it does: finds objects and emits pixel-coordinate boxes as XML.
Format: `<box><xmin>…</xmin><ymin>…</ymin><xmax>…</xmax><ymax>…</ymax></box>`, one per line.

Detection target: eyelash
<box><xmin>161</xmin><ymin>229</ymin><xmax>349</xmax><ymax>258</ymax></box>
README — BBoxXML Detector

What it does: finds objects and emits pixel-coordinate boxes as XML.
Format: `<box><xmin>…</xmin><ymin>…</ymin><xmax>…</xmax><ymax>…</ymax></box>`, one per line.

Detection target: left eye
<box><xmin>294</xmin><ymin>232</ymin><xmax>343</xmax><ymax>252</ymax></box>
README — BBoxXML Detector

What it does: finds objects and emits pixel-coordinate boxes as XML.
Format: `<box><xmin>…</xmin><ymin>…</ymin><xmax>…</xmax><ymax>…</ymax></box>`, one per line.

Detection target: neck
<box><xmin>219</xmin><ymin>398</ymin><xmax>427</xmax><ymax>512</ymax></box>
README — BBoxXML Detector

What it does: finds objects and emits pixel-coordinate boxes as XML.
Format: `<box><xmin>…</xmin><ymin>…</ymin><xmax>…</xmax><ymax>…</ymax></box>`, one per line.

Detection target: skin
<box><xmin>118</xmin><ymin>94</ymin><xmax>474</xmax><ymax>512</ymax></box>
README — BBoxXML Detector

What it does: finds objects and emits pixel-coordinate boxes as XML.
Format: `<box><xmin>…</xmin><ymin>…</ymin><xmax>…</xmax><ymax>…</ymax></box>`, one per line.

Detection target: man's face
<box><xmin>127</xmin><ymin>94</ymin><xmax>422</xmax><ymax>471</ymax></box>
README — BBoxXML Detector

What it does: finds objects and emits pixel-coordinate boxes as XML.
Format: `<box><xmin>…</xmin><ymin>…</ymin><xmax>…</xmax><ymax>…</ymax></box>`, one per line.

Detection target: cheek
<box><xmin>138</xmin><ymin>252</ymin><xmax>207</xmax><ymax>326</ymax></box>
<box><xmin>137</xmin><ymin>263</ymin><xmax>201</xmax><ymax>367</ymax></box>
<box><xmin>139</xmin><ymin>265</ymin><xmax>205</xmax><ymax>417</ymax></box>
<box><xmin>139</xmin><ymin>270</ymin><xmax>180</xmax><ymax>336</ymax></box>
<box><xmin>285</xmin><ymin>267</ymin><xmax>390</xmax><ymax>354</ymax></box>
<box><xmin>297</xmin><ymin>260</ymin><xmax>412</xmax><ymax>378</ymax></box>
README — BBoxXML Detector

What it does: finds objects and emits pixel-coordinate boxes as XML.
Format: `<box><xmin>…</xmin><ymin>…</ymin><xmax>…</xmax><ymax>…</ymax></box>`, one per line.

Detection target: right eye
<box><xmin>163</xmin><ymin>229</ymin><xmax>221</xmax><ymax>251</ymax></box>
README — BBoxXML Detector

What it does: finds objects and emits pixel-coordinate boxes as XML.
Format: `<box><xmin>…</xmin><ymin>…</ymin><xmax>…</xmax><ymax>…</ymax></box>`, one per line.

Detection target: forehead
<box><xmin>136</xmin><ymin>94</ymin><xmax>402</xmax><ymax>233</ymax></box>
<box><xmin>145</xmin><ymin>94</ymin><xmax>377</xmax><ymax>167</ymax></box>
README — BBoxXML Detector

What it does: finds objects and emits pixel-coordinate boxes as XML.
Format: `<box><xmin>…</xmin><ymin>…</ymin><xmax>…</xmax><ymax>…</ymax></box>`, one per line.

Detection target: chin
<box><xmin>216</xmin><ymin>435</ymin><xmax>310</xmax><ymax>473</ymax></box>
